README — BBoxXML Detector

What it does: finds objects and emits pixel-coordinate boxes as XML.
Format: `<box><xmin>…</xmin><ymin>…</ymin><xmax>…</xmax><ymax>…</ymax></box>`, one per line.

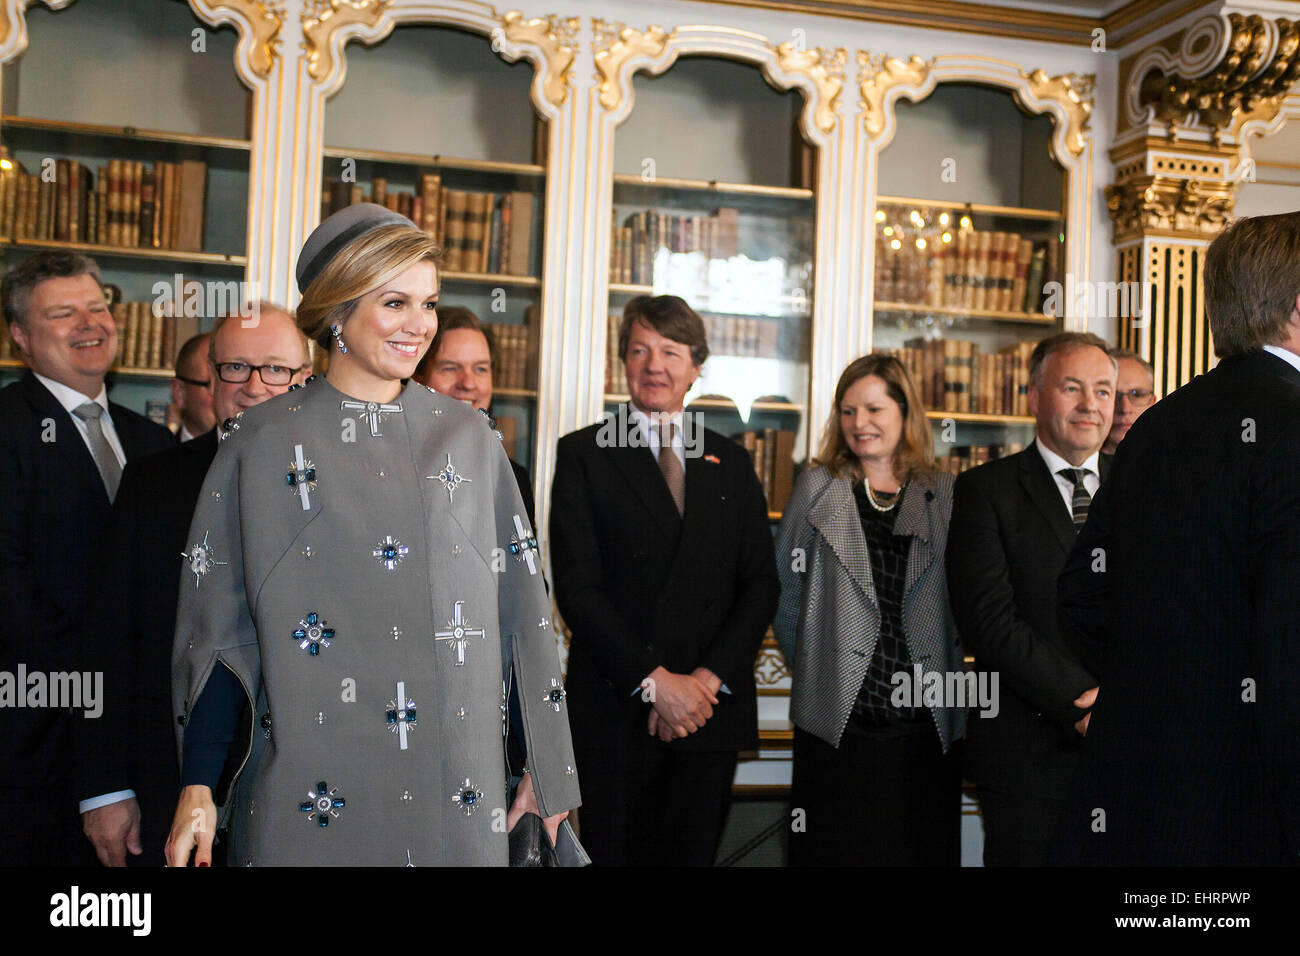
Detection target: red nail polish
<box><xmin>198</xmin><ymin>861</ymin><xmax>209</xmax><ymax>867</ymax></box>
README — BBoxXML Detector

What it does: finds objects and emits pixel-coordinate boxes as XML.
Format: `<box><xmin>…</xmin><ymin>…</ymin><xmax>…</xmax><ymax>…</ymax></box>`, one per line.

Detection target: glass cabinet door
<box><xmin>872</xmin><ymin>82</ymin><xmax>1067</xmax><ymax>474</ymax></box>
<box><xmin>321</xmin><ymin>25</ymin><xmax>545</xmax><ymax>474</ymax></box>
<box><xmin>604</xmin><ymin>57</ymin><xmax>814</xmax><ymax>518</ymax></box>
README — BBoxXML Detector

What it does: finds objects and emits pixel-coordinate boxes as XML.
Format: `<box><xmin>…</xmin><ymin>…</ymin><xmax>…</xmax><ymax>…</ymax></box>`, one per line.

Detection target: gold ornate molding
<box><xmin>204</xmin><ymin>0</ymin><xmax>284</xmax><ymax>78</ymax></box>
<box><xmin>301</xmin><ymin>0</ymin><xmax>391</xmax><ymax>83</ymax></box>
<box><xmin>858</xmin><ymin>52</ymin><xmax>929</xmax><ymax>138</ymax></box>
<box><xmin>0</xmin><ymin>0</ymin><xmax>76</xmax><ymax>57</ymax></box>
<box><xmin>775</xmin><ymin>43</ymin><xmax>844</xmax><ymax>136</ymax></box>
<box><xmin>1138</xmin><ymin>13</ymin><xmax>1300</xmax><ymax>133</ymax></box>
<box><xmin>1020</xmin><ymin>69</ymin><xmax>1093</xmax><ymax>158</ymax></box>
<box><xmin>754</xmin><ymin>643</ymin><xmax>791</xmax><ymax>688</ymax></box>
<box><xmin>1105</xmin><ymin>174</ymin><xmax>1234</xmax><ymax>242</ymax></box>
<box><xmin>592</xmin><ymin>19</ymin><xmax>670</xmax><ymax>113</ymax></box>
<box><xmin>500</xmin><ymin>11</ymin><xmax>578</xmax><ymax>108</ymax></box>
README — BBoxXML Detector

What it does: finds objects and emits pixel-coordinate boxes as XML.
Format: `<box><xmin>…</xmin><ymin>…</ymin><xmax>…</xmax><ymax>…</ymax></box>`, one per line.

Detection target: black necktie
<box><xmin>1058</xmin><ymin>467</ymin><xmax>1091</xmax><ymax>530</ymax></box>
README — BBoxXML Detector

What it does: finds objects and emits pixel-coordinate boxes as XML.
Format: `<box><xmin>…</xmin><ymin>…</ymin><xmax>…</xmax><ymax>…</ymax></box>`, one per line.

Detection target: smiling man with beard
<box><xmin>0</xmin><ymin>251</ymin><xmax>174</xmax><ymax>865</ymax></box>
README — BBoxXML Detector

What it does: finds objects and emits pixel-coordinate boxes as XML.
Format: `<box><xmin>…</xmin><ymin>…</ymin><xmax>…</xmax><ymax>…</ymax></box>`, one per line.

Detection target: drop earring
<box><xmin>330</xmin><ymin>323</ymin><xmax>348</xmax><ymax>355</ymax></box>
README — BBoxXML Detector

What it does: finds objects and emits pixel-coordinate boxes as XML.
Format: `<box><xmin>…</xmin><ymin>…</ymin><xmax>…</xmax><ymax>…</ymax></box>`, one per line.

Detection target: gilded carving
<box><xmin>203</xmin><ymin>0</ymin><xmax>285</xmax><ymax>78</ymax></box>
<box><xmin>301</xmin><ymin>0</ymin><xmax>392</xmax><ymax>82</ymax></box>
<box><xmin>1105</xmin><ymin>175</ymin><xmax>1234</xmax><ymax>241</ymax></box>
<box><xmin>754</xmin><ymin>645</ymin><xmax>791</xmax><ymax>687</ymax></box>
<box><xmin>0</xmin><ymin>0</ymin><xmax>75</xmax><ymax>55</ymax></box>
<box><xmin>500</xmin><ymin>11</ymin><xmax>579</xmax><ymax>108</ymax></box>
<box><xmin>1020</xmin><ymin>69</ymin><xmax>1093</xmax><ymax>158</ymax></box>
<box><xmin>858</xmin><ymin>52</ymin><xmax>929</xmax><ymax>138</ymax></box>
<box><xmin>775</xmin><ymin>43</ymin><xmax>844</xmax><ymax>135</ymax></box>
<box><xmin>592</xmin><ymin>20</ymin><xmax>670</xmax><ymax>113</ymax></box>
<box><xmin>1138</xmin><ymin>13</ymin><xmax>1300</xmax><ymax>132</ymax></box>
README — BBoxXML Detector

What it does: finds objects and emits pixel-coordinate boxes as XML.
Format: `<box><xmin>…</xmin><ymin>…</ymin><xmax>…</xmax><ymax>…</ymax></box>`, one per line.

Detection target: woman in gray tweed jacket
<box><xmin>774</xmin><ymin>353</ymin><xmax>966</xmax><ymax>865</ymax></box>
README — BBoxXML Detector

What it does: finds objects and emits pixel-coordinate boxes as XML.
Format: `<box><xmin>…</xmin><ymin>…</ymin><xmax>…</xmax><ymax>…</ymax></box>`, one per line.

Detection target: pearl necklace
<box><xmin>864</xmin><ymin>477</ymin><xmax>904</xmax><ymax>512</ymax></box>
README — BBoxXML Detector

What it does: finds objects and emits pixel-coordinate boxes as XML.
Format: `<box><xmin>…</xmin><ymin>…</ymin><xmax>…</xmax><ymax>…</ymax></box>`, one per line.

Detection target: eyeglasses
<box><xmin>213</xmin><ymin>362</ymin><xmax>303</xmax><ymax>386</ymax></box>
<box><xmin>1116</xmin><ymin>388</ymin><xmax>1155</xmax><ymax>407</ymax></box>
<box><xmin>175</xmin><ymin>374</ymin><xmax>210</xmax><ymax>388</ymax></box>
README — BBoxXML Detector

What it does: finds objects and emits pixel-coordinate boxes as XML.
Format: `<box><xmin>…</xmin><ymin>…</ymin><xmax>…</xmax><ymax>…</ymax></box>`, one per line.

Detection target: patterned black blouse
<box><xmin>848</xmin><ymin>480</ymin><xmax>929</xmax><ymax>729</ymax></box>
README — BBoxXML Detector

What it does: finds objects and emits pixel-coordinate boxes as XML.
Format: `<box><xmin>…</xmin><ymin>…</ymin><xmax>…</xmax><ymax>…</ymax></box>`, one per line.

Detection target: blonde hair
<box><xmin>811</xmin><ymin>353</ymin><xmax>935</xmax><ymax>482</ymax></box>
<box><xmin>296</xmin><ymin>223</ymin><xmax>441</xmax><ymax>350</ymax></box>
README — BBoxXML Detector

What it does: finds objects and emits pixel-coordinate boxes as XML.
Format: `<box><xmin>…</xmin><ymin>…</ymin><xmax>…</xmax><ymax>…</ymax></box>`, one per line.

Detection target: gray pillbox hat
<box><xmin>296</xmin><ymin>202</ymin><xmax>417</xmax><ymax>295</ymax></box>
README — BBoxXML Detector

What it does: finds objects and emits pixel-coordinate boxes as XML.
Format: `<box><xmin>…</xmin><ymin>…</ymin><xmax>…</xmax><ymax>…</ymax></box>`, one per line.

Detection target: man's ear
<box><xmin>1027</xmin><ymin>384</ymin><xmax>1040</xmax><ymax>417</ymax></box>
<box><xmin>8</xmin><ymin>319</ymin><xmax>29</xmax><ymax>357</ymax></box>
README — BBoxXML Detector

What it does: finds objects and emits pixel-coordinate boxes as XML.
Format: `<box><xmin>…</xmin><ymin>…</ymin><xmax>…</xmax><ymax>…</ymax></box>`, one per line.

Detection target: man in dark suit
<box><xmin>0</xmin><ymin>251</ymin><xmax>175</xmax><ymax>865</ymax></box>
<box><xmin>1055</xmin><ymin>212</ymin><xmax>1300</xmax><ymax>865</ymax></box>
<box><xmin>550</xmin><ymin>294</ymin><xmax>779</xmax><ymax>866</ymax></box>
<box><xmin>170</xmin><ymin>332</ymin><xmax>216</xmax><ymax>442</ymax></box>
<box><xmin>945</xmin><ymin>331</ymin><xmax>1115</xmax><ymax>866</ymax></box>
<box><xmin>76</xmin><ymin>303</ymin><xmax>309</xmax><ymax>866</ymax></box>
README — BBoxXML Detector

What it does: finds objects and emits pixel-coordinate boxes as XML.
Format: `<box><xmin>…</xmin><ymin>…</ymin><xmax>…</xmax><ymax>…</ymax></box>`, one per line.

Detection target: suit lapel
<box><xmin>1018</xmin><ymin>447</ymin><xmax>1077</xmax><ymax>556</ymax></box>
<box><xmin>670</xmin><ymin>431</ymin><xmax>723</xmax><ymax>568</ymax></box>
<box><xmin>604</xmin><ymin>406</ymin><xmax>682</xmax><ymax>544</ymax></box>
<box><xmin>807</xmin><ymin>474</ymin><xmax>876</xmax><ymax>605</ymax></box>
<box><xmin>893</xmin><ymin>472</ymin><xmax>936</xmax><ymax>600</ymax></box>
<box><xmin>22</xmin><ymin>372</ymin><xmax>108</xmax><ymax>503</ymax></box>
<box><xmin>109</xmin><ymin>400</ymin><xmax>148</xmax><ymax>461</ymax></box>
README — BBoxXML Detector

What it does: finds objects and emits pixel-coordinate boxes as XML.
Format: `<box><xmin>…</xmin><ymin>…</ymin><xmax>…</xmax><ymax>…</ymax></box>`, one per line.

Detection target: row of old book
<box><xmin>0</xmin><ymin>148</ymin><xmax>208</xmax><ymax>251</ymax></box>
<box><xmin>935</xmin><ymin>442</ymin><xmax>1025</xmax><ymax>476</ymax></box>
<box><xmin>604</xmin><ymin>313</ymin><xmax>630</xmax><ymax>396</ymax></box>
<box><xmin>321</xmin><ymin>175</ymin><xmax>534</xmax><ymax>276</ymax></box>
<box><xmin>610</xmin><ymin>207</ymin><xmax>741</xmax><ymax>286</ymax></box>
<box><xmin>111</xmin><ymin>301</ymin><xmax>201</xmax><ymax>370</ymax></box>
<box><xmin>874</xmin><ymin>228</ymin><xmax>1058</xmax><ymax>314</ymax></box>
<box><xmin>701</xmin><ymin>313</ymin><xmax>782</xmax><ymax>359</ymax></box>
<box><xmin>602</xmin><ymin>310</ymin><xmax>784</xmax><ymax>371</ymax></box>
<box><xmin>733</xmin><ymin>428</ymin><xmax>797</xmax><ymax>513</ymax></box>
<box><xmin>883</xmin><ymin>339</ymin><xmax>1038</xmax><ymax>417</ymax></box>
<box><xmin>482</xmin><ymin>322</ymin><xmax>536</xmax><ymax>391</ymax></box>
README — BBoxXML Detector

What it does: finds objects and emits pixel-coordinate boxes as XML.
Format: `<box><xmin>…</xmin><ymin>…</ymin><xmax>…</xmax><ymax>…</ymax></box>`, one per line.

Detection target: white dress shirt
<box><xmin>1035</xmin><ymin>436</ymin><xmax>1101</xmax><ymax>519</ymax></box>
<box><xmin>33</xmin><ymin>372</ymin><xmax>126</xmax><ymax>469</ymax></box>
<box><xmin>628</xmin><ymin>402</ymin><xmax>686</xmax><ymax>471</ymax></box>
<box><xmin>31</xmin><ymin>375</ymin><xmax>137</xmax><ymax>813</ymax></box>
<box><xmin>1263</xmin><ymin>344</ymin><xmax>1300</xmax><ymax>376</ymax></box>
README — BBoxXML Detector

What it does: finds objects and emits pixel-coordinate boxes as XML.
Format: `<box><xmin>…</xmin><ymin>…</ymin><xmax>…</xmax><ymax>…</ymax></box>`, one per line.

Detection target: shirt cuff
<box><xmin>80</xmin><ymin>790</ymin><xmax>136</xmax><ymax>814</ymax></box>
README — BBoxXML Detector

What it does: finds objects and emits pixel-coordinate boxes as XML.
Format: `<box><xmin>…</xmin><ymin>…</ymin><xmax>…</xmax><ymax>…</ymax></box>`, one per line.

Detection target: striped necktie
<box><xmin>73</xmin><ymin>401</ymin><xmax>122</xmax><ymax>502</ymax></box>
<box><xmin>1058</xmin><ymin>467</ymin><xmax>1091</xmax><ymax>530</ymax></box>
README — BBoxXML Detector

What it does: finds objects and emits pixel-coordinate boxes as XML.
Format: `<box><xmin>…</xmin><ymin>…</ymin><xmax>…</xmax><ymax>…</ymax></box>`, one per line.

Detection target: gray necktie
<box><xmin>73</xmin><ymin>401</ymin><xmax>122</xmax><ymax>501</ymax></box>
<box><xmin>656</xmin><ymin>421</ymin><xmax>685</xmax><ymax>516</ymax></box>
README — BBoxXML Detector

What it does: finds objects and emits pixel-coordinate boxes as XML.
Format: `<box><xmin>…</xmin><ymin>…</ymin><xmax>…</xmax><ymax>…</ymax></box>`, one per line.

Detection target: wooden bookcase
<box><xmin>0</xmin><ymin>0</ymin><xmax>251</xmax><ymax>422</ymax></box>
<box><xmin>871</xmin><ymin>81</ymin><xmax>1068</xmax><ymax>475</ymax></box>
<box><xmin>602</xmin><ymin>57</ymin><xmax>813</xmax><ymax>521</ymax></box>
<box><xmin>320</xmin><ymin>22</ymin><xmax>547</xmax><ymax>471</ymax></box>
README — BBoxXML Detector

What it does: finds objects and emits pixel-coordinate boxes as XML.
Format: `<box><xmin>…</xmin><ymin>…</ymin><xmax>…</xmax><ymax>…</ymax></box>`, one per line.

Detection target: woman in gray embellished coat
<box><xmin>774</xmin><ymin>353</ymin><xmax>966</xmax><ymax>866</ymax></box>
<box><xmin>165</xmin><ymin>205</ymin><xmax>580</xmax><ymax>866</ymax></box>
